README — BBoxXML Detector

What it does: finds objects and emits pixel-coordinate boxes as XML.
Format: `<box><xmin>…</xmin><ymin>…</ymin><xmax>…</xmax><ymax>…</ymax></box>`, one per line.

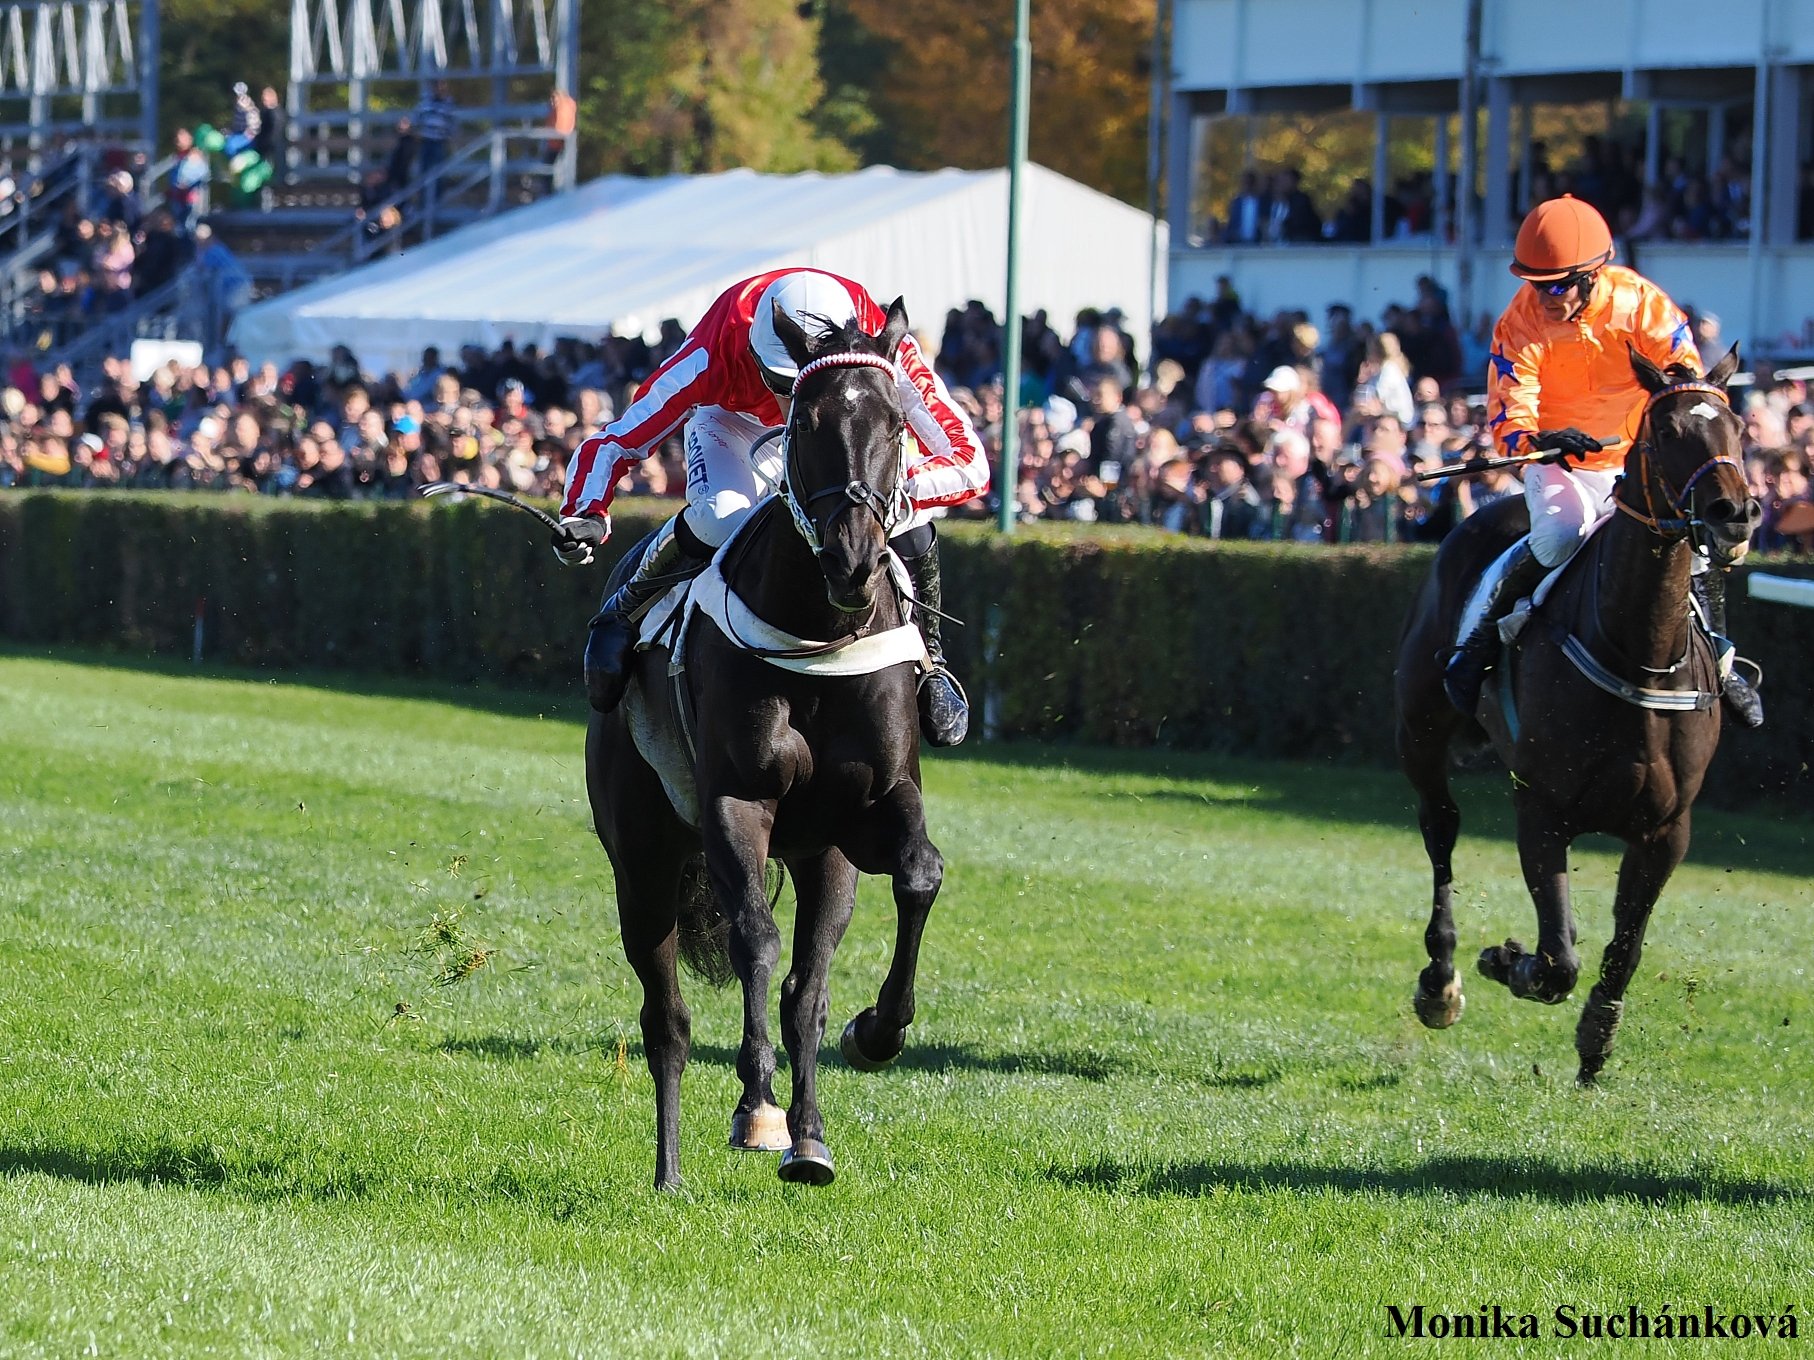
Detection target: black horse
<box><xmin>1395</xmin><ymin>348</ymin><xmax>1760</xmax><ymax>1083</ymax></box>
<box><xmin>587</xmin><ymin>300</ymin><xmax>943</xmax><ymax>1190</ymax></box>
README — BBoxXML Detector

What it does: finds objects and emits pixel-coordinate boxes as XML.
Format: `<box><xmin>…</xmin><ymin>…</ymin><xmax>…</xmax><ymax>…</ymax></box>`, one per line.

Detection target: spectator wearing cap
<box><xmin>99</xmin><ymin>171</ymin><xmax>142</xmax><ymax>233</ymax></box>
<box><xmin>1253</xmin><ymin>365</ymin><xmax>1340</xmax><ymax>437</ymax></box>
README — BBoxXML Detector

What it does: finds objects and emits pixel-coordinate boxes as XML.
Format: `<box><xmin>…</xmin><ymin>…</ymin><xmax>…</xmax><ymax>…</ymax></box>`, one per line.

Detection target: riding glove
<box><xmin>1532</xmin><ymin>428</ymin><xmax>1603</xmax><ymax>462</ymax></box>
<box><xmin>552</xmin><ymin>514</ymin><xmax>608</xmax><ymax>566</ymax></box>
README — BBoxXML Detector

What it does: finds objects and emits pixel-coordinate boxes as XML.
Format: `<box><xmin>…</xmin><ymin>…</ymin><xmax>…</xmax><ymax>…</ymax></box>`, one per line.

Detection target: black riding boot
<box><xmin>899</xmin><ymin>535</ymin><xmax>969</xmax><ymax>747</ymax></box>
<box><xmin>1692</xmin><ymin>568</ymin><xmax>1764</xmax><ymax>729</ymax></box>
<box><xmin>1443</xmin><ymin>538</ymin><xmax>1548</xmax><ymax>716</ymax></box>
<box><xmin>584</xmin><ymin>515</ymin><xmax>711</xmax><ymax>715</ymax></box>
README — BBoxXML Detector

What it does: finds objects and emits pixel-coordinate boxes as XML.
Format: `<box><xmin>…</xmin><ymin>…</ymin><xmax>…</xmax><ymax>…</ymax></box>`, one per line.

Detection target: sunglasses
<box><xmin>1533</xmin><ymin>272</ymin><xmax>1593</xmax><ymax>298</ymax></box>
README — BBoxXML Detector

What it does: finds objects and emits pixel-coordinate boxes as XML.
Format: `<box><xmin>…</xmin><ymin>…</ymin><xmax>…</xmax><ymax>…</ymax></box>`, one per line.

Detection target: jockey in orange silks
<box><xmin>1444</xmin><ymin>195</ymin><xmax>1761</xmax><ymax>727</ymax></box>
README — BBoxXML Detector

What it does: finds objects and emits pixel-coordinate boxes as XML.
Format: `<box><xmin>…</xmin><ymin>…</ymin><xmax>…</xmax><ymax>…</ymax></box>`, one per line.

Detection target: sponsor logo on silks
<box><xmin>1385</xmin><ymin>1303</ymin><xmax>1799</xmax><ymax>1341</ymax></box>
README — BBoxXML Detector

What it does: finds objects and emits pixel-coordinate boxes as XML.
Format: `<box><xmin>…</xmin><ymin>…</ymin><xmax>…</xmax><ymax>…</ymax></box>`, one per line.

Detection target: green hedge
<box><xmin>2</xmin><ymin>492</ymin><xmax>1809</xmax><ymax>803</ymax></box>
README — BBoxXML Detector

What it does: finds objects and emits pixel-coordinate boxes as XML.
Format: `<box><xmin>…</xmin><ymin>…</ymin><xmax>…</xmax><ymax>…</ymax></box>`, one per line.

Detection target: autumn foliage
<box><xmin>835</xmin><ymin>0</ymin><xmax>1156</xmax><ymax>205</ymax></box>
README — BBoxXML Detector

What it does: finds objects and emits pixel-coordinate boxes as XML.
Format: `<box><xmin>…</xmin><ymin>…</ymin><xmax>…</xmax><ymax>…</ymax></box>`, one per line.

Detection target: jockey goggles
<box><xmin>1531</xmin><ymin>270</ymin><xmax>1596</xmax><ymax>298</ymax></box>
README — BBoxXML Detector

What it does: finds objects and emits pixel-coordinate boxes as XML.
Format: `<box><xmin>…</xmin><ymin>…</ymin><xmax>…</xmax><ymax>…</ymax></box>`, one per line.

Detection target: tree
<box><xmin>831</xmin><ymin>0</ymin><xmax>1154</xmax><ymax>205</ymax></box>
<box><xmin>577</xmin><ymin>0</ymin><xmax>855</xmax><ymax>178</ymax></box>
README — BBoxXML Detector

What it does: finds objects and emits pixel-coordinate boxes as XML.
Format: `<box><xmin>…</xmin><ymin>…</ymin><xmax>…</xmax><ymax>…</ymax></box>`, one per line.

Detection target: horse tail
<box><xmin>673</xmin><ymin>853</ymin><xmax>788</xmax><ymax>988</ymax></box>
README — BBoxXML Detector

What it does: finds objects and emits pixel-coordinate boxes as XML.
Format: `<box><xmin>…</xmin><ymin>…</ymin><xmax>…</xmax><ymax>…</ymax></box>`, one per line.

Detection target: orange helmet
<box><xmin>1510</xmin><ymin>195</ymin><xmax>1614</xmax><ymax>281</ymax></box>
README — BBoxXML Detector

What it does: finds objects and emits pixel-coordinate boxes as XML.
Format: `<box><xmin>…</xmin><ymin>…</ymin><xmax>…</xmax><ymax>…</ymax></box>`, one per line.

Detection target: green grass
<box><xmin>0</xmin><ymin>650</ymin><xmax>1811</xmax><ymax>1357</ymax></box>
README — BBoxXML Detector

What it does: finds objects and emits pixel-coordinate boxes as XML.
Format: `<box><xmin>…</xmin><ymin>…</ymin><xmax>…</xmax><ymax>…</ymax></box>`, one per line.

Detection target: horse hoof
<box><xmin>1508</xmin><ymin>954</ymin><xmax>1573</xmax><ymax>1005</ymax></box>
<box><xmin>778</xmin><ymin>1139</ymin><xmax>835</xmax><ymax>1186</ymax></box>
<box><xmin>728</xmin><ymin>1102</ymin><xmax>790</xmax><ymax>1152</ymax></box>
<box><xmin>1413</xmin><ymin>978</ymin><xmax>1465</xmax><ymax>1029</ymax></box>
<box><xmin>841</xmin><ymin>1014</ymin><xmax>897</xmax><ymax>1072</ymax></box>
<box><xmin>1477</xmin><ymin>939</ymin><xmax>1524</xmax><ymax>986</ymax></box>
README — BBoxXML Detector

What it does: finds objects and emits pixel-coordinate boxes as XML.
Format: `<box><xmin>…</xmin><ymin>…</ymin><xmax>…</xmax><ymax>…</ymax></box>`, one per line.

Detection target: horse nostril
<box><xmin>1745</xmin><ymin>497</ymin><xmax>1764</xmax><ymax>526</ymax></box>
<box><xmin>1705</xmin><ymin>498</ymin><xmax>1739</xmax><ymax>524</ymax></box>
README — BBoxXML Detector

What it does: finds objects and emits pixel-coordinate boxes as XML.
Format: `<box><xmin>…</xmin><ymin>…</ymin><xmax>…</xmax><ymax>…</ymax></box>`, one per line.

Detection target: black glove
<box><xmin>551</xmin><ymin>515</ymin><xmax>608</xmax><ymax>566</ymax></box>
<box><xmin>1532</xmin><ymin>428</ymin><xmax>1603</xmax><ymax>463</ymax></box>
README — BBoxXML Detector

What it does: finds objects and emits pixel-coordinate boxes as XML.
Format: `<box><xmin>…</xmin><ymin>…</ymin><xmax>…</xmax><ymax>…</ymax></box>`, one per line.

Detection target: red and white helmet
<box><xmin>749</xmin><ymin>270</ymin><xmax>860</xmax><ymax>395</ymax></box>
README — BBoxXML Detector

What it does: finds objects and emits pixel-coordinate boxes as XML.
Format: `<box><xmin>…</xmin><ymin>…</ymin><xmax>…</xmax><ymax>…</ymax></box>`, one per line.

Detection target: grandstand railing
<box><xmin>39</xmin><ymin>274</ymin><xmax>204</xmax><ymax>382</ymax></box>
<box><xmin>214</xmin><ymin>126</ymin><xmax>570</xmax><ymax>293</ymax></box>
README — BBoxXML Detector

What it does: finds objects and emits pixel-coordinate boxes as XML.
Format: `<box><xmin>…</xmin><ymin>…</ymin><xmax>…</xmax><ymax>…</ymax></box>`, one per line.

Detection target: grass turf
<box><xmin>0</xmin><ymin>651</ymin><xmax>1810</xmax><ymax>1357</ymax></box>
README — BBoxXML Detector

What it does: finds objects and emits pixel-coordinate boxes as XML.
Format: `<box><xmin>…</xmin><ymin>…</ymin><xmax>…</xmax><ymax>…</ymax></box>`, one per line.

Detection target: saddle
<box><xmin>1464</xmin><ymin>524</ymin><xmax>1723</xmax><ymax>741</ymax></box>
<box><xmin>622</xmin><ymin>503</ymin><xmax>930</xmax><ymax>829</ymax></box>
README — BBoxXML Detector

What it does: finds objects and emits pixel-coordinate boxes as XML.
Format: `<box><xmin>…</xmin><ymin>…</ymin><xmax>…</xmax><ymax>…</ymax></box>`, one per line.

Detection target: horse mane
<box><xmin>1657</xmin><ymin>362</ymin><xmax>1701</xmax><ymax>387</ymax></box>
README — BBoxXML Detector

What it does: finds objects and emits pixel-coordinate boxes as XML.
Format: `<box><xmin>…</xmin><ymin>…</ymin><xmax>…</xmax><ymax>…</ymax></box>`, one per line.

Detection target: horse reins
<box><xmin>1614</xmin><ymin>380</ymin><xmax>1740</xmax><ymax>543</ymax></box>
<box><xmin>707</xmin><ymin>349</ymin><xmax>913</xmax><ymax>660</ymax></box>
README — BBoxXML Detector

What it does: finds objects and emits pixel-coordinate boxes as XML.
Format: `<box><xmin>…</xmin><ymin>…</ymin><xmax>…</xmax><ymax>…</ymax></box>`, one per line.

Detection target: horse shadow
<box><xmin>438</xmin><ymin>1034</ymin><xmax>1387</xmax><ymax>1094</ymax></box>
<box><xmin>679</xmin><ymin>1039</ymin><xmax>1125</xmax><ymax>1083</ymax></box>
<box><xmin>0</xmin><ymin>1142</ymin><xmax>343</xmax><ymax>1197</ymax></box>
<box><xmin>1047</xmin><ymin>1154</ymin><xmax>1802</xmax><ymax>1206</ymax></box>
<box><xmin>0</xmin><ymin>1140</ymin><xmax>597</xmax><ymax>1218</ymax></box>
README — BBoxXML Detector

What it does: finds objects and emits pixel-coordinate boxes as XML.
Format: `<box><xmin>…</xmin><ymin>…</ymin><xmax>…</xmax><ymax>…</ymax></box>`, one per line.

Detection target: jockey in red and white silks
<box><xmin>558</xmin><ymin>268</ymin><xmax>988</xmax><ymax>546</ymax></box>
<box><xmin>554</xmin><ymin>268</ymin><xmax>989</xmax><ymax>746</ymax></box>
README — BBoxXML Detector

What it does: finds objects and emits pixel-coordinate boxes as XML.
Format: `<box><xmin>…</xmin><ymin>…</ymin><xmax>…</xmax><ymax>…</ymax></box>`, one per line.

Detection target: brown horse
<box><xmin>1395</xmin><ymin>348</ymin><xmax>1760</xmax><ymax>1083</ymax></box>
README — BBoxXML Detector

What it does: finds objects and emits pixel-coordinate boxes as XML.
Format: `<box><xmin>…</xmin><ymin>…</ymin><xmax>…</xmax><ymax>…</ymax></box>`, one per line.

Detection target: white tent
<box><xmin>229</xmin><ymin>165</ymin><xmax>1165</xmax><ymax>375</ymax></box>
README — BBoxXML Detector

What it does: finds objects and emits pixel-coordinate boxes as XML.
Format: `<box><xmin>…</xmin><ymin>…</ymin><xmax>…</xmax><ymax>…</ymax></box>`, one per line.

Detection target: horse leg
<box><xmin>843</xmin><ymin>785</ymin><xmax>943</xmax><ymax>1071</ymax></box>
<box><xmin>588</xmin><ymin>714</ymin><xmax>693</xmax><ymax>1191</ymax></box>
<box><xmin>1400</xmin><ymin>712</ymin><xmax>1464</xmax><ymax>1028</ymax></box>
<box><xmin>701</xmin><ymin>796</ymin><xmax>789</xmax><ymax>1153</ymax></box>
<box><xmin>775</xmin><ymin>849</ymin><xmax>859</xmax><ymax>1186</ymax></box>
<box><xmin>1480</xmin><ymin>794</ymin><xmax>1581</xmax><ymax>1005</ymax></box>
<box><xmin>613</xmin><ymin>858</ymin><xmax>691</xmax><ymax>1190</ymax></box>
<box><xmin>1575</xmin><ymin>817</ymin><xmax>1690</xmax><ymax>1085</ymax></box>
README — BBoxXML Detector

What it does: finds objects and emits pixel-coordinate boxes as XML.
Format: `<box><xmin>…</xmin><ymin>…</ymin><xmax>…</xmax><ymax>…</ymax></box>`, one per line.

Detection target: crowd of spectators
<box><xmin>1209</xmin><ymin>133</ymin><xmax>1814</xmax><ymax>247</ymax></box>
<box><xmin>2</xmin><ymin>271</ymin><xmax>1812</xmax><ymax>556</ymax></box>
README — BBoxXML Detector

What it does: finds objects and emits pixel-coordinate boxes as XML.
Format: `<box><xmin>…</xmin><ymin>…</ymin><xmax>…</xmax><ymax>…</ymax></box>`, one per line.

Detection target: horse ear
<box><xmin>1705</xmin><ymin>344</ymin><xmax>1741</xmax><ymax>390</ymax></box>
<box><xmin>771</xmin><ymin>301</ymin><xmax>815</xmax><ymax>369</ymax></box>
<box><xmin>1628</xmin><ymin>345</ymin><xmax>1666</xmax><ymax>394</ymax></box>
<box><xmin>878</xmin><ymin>297</ymin><xmax>909</xmax><ymax>358</ymax></box>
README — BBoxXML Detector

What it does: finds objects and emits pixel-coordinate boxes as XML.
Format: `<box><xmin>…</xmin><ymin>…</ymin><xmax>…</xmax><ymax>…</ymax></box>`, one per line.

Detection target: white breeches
<box><xmin>679</xmin><ymin>406</ymin><xmax>786</xmax><ymax>549</ymax></box>
<box><xmin>678</xmin><ymin>404</ymin><xmax>936</xmax><ymax>549</ymax></box>
<box><xmin>1524</xmin><ymin>461</ymin><xmax>1619</xmax><ymax>569</ymax></box>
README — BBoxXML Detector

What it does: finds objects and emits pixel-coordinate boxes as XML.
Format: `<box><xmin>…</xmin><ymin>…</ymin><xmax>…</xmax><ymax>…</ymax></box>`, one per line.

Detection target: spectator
<box><xmin>414</xmin><ymin>81</ymin><xmax>458</xmax><ymax>180</ymax></box>
<box><xmin>1223</xmin><ymin>171</ymin><xmax>1266</xmax><ymax>244</ymax></box>
<box><xmin>545</xmin><ymin>87</ymin><xmax>576</xmax><ymax>166</ymax></box>
<box><xmin>385</xmin><ymin>117</ymin><xmax>419</xmax><ymax>197</ymax></box>
<box><xmin>1266</xmin><ymin>169</ymin><xmax>1322</xmax><ymax>243</ymax></box>
<box><xmin>252</xmin><ymin>86</ymin><xmax>286</xmax><ymax>172</ymax></box>
<box><xmin>1199</xmin><ymin>444</ymin><xmax>1267</xmax><ymax>539</ymax></box>
<box><xmin>166</xmin><ymin>128</ymin><xmax>210</xmax><ymax>233</ymax></box>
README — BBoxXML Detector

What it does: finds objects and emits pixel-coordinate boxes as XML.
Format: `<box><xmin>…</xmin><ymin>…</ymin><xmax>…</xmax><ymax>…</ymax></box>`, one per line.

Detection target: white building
<box><xmin>1167</xmin><ymin>0</ymin><xmax>1814</xmax><ymax>355</ymax></box>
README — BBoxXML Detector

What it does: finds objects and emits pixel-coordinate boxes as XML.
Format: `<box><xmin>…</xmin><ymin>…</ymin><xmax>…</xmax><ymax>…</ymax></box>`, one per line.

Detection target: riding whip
<box><xmin>1412</xmin><ymin>439</ymin><xmax>1624</xmax><ymax>485</ymax></box>
<box><xmin>419</xmin><ymin>481</ymin><xmax>566</xmax><ymax>533</ymax></box>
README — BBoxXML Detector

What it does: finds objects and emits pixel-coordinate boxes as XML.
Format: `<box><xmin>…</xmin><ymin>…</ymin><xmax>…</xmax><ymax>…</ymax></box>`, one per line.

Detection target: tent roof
<box><xmin>230</xmin><ymin>164</ymin><xmax>1164</xmax><ymax>375</ymax></box>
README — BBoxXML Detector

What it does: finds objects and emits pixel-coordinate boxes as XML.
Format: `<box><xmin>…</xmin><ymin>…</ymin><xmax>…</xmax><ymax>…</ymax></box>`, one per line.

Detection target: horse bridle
<box><xmin>1614</xmin><ymin>380</ymin><xmax>1742</xmax><ymax>550</ymax></box>
<box><xmin>778</xmin><ymin>351</ymin><xmax>910</xmax><ymax>555</ymax></box>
